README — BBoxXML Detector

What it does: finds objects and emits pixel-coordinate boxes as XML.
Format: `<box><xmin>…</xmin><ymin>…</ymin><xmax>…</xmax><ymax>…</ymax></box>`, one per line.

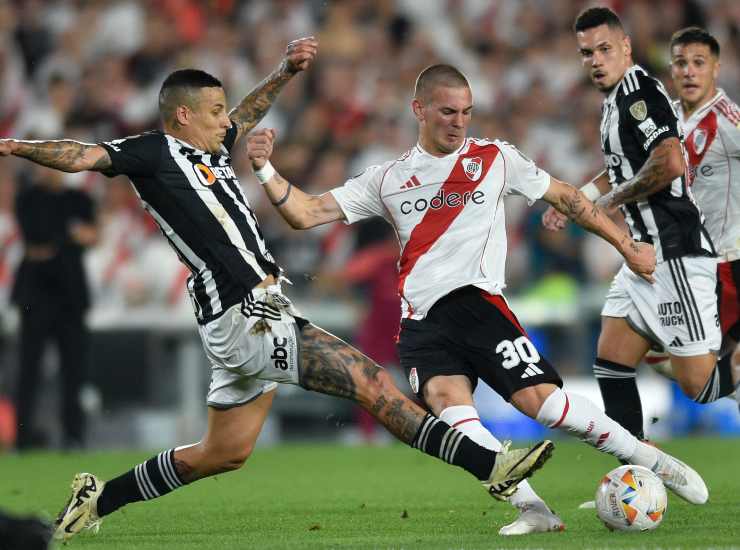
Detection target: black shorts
<box><xmin>398</xmin><ymin>286</ymin><xmax>563</xmax><ymax>402</ymax></box>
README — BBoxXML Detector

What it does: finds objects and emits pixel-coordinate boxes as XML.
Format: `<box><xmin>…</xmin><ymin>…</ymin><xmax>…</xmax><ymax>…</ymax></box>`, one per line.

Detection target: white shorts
<box><xmin>602</xmin><ymin>256</ymin><xmax>721</xmax><ymax>357</ymax></box>
<box><xmin>198</xmin><ymin>286</ymin><xmax>305</xmax><ymax>409</ymax></box>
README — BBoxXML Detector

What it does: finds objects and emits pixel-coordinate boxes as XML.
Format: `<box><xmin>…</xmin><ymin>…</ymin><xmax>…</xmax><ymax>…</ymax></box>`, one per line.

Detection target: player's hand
<box><xmin>542</xmin><ymin>206</ymin><xmax>568</xmax><ymax>231</ymax></box>
<box><xmin>624</xmin><ymin>241</ymin><xmax>656</xmax><ymax>284</ymax></box>
<box><xmin>247</xmin><ymin>128</ymin><xmax>276</xmax><ymax>170</ymax></box>
<box><xmin>282</xmin><ymin>36</ymin><xmax>318</xmax><ymax>74</ymax></box>
<box><xmin>0</xmin><ymin>139</ymin><xmax>19</xmax><ymax>156</ymax></box>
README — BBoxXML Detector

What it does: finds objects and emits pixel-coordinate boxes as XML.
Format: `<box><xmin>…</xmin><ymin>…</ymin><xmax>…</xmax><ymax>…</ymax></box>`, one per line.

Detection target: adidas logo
<box><xmin>669</xmin><ymin>336</ymin><xmax>683</xmax><ymax>347</ymax></box>
<box><xmin>400</xmin><ymin>175</ymin><xmax>422</xmax><ymax>189</ymax></box>
<box><xmin>521</xmin><ymin>364</ymin><xmax>544</xmax><ymax>379</ymax></box>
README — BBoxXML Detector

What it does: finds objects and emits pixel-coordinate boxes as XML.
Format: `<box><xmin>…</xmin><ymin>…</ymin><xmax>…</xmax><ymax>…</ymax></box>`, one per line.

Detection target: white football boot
<box><xmin>54</xmin><ymin>473</ymin><xmax>104</xmax><ymax>541</ymax></box>
<box><xmin>650</xmin><ymin>448</ymin><xmax>709</xmax><ymax>504</ymax></box>
<box><xmin>498</xmin><ymin>503</ymin><xmax>565</xmax><ymax>536</ymax></box>
<box><xmin>483</xmin><ymin>440</ymin><xmax>554</xmax><ymax>500</ymax></box>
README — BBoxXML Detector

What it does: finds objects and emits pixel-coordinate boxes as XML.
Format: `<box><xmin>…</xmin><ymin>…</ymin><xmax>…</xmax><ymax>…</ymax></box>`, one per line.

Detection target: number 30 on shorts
<box><xmin>495</xmin><ymin>336</ymin><xmax>541</xmax><ymax>369</ymax></box>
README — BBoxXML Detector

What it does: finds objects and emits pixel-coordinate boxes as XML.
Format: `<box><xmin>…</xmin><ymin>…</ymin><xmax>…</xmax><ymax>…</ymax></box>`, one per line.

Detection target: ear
<box><xmin>623</xmin><ymin>34</ymin><xmax>632</xmax><ymax>59</ymax></box>
<box><xmin>175</xmin><ymin>104</ymin><xmax>191</xmax><ymax>127</ymax></box>
<box><xmin>411</xmin><ymin>98</ymin><xmax>425</xmax><ymax>122</ymax></box>
<box><xmin>713</xmin><ymin>59</ymin><xmax>720</xmax><ymax>80</ymax></box>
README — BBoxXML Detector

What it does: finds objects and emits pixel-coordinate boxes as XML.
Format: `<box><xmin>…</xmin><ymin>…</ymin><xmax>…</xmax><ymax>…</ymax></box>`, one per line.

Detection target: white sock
<box><xmin>535</xmin><ymin>388</ymin><xmax>657</xmax><ymax>466</ymax></box>
<box><xmin>440</xmin><ymin>405</ymin><xmax>546</xmax><ymax>509</ymax></box>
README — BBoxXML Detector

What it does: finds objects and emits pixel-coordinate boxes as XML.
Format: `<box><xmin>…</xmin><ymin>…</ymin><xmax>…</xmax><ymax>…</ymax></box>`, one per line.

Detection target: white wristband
<box><xmin>254</xmin><ymin>161</ymin><xmax>276</xmax><ymax>185</ymax></box>
<box><xmin>580</xmin><ymin>181</ymin><xmax>602</xmax><ymax>201</ymax></box>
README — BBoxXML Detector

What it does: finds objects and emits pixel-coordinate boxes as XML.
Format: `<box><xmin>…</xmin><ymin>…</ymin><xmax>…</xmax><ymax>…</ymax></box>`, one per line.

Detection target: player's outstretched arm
<box><xmin>542</xmin><ymin>169</ymin><xmax>610</xmax><ymax>231</ymax></box>
<box><xmin>597</xmin><ymin>137</ymin><xmax>684</xmax><ymax>209</ymax></box>
<box><xmin>544</xmin><ymin>177</ymin><xmax>656</xmax><ymax>283</ymax></box>
<box><xmin>247</xmin><ymin>128</ymin><xmax>344</xmax><ymax>229</ymax></box>
<box><xmin>229</xmin><ymin>37</ymin><xmax>318</xmax><ymax>143</ymax></box>
<box><xmin>0</xmin><ymin>138</ymin><xmax>111</xmax><ymax>173</ymax></box>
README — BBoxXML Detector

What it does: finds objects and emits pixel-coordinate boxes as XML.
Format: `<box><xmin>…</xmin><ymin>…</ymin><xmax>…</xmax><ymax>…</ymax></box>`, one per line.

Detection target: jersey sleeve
<box><xmin>622</xmin><ymin>76</ymin><xmax>680</xmax><ymax>155</ymax></box>
<box><xmin>720</xmin><ymin>112</ymin><xmax>740</xmax><ymax>157</ymax></box>
<box><xmin>99</xmin><ymin>132</ymin><xmax>164</xmax><ymax>178</ymax></box>
<box><xmin>329</xmin><ymin>164</ymin><xmax>388</xmax><ymax>224</ymax></box>
<box><xmin>499</xmin><ymin>141</ymin><xmax>551</xmax><ymax>205</ymax></box>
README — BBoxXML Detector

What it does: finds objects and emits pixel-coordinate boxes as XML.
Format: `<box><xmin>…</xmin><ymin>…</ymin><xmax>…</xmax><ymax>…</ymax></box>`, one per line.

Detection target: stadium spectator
<box><xmin>11</xmin><ymin>163</ymin><xmax>97</xmax><ymax>450</ymax></box>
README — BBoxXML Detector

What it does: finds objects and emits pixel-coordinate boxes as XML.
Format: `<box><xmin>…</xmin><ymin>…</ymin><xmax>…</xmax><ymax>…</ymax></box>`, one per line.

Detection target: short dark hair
<box><xmin>158</xmin><ymin>69</ymin><xmax>223</xmax><ymax>121</ymax></box>
<box><xmin>670</xmin><ymin>26</ymin><xmax>720</xmax><ymax>57</ymax></box>
<box><xmin>414</xmin><ymin>64</ymin><xmax>469</xmax><ymax>101</ymax></box>
<box><xmin>573</xmin><ymin>6</ymin><xmax>623</xmax><ymax>33</ymax></box>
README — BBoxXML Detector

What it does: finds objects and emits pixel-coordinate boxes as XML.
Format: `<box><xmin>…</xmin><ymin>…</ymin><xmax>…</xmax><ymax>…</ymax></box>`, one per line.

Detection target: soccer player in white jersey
<box><xmin>543</xmin><ymin>8</ymin><xmax>740</xmax><ymax>444</ymax></box>
<box><xmin>0</xmin><ymin>39</ymin><xmax>559</xmax><ymax>543</ymax></box>
<box><xmin>664</xmin><ymin>27</ymin><xmax>740</xmax><ymax>401</ymax></box>
<box><xmin>247</xmin><ymin>63</ymin><xmax>711</xmax><ymax>534</ymax></box>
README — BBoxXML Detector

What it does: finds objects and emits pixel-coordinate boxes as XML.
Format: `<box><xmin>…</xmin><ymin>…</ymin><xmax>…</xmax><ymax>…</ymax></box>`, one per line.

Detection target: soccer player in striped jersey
<box><xmin>0</xmin><ymin>39</ymin><xmax>556</xmax><ymax>542</ymax></box>
<box><xmin>247</xmin><ymin>63</ymin><xmax>710</xmax><ymax>534</ymax></box>
<box><xmin>543</xmin><ymin>7</ymin><xmax>739</xmax><ymax>444</ymax></box>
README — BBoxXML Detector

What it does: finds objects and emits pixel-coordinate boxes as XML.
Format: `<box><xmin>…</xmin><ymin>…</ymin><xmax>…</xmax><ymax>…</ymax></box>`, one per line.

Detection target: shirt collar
<box><xmin>414</xmin><ymin>138</ymin><xmax>468</xmax><ymax>159</ymax></box>
<box><xmin>681</xmin><ymin>88</ymin><xmax>725</xmax><ymax>122</ymax></box>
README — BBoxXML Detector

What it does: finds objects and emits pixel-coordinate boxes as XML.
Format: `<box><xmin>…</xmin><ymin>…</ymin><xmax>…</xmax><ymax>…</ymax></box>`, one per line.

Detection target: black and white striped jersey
<box><xmin>600</xmin><ymin>65</ymin><xmax>714</xmax><ymax>262</ymax></box>
<box><xmin>100</xmin><ymin>123</ymin><xmax>281</xmax><ymax>324</ymax></box>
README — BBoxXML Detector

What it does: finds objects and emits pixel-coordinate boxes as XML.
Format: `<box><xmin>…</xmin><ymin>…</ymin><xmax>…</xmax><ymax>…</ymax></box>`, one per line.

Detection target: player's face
<box><xmin>576</xmin><ymin>24</ymin><xmax>632</xmax><ymax>93</ymax></box>
<box><xmin>188</xmin><ymin>87</ymin><xmax>232</xmax><ymax>153</ymax></box>
<box><xmin>414</xmin><ymin>86</ymin><xmax>472</xmax><ymax>155</ymax></box>
<box><xmin>670</xmin><ymin>43</ymin><xmax>719</xmax><ymax>111</ymax></box>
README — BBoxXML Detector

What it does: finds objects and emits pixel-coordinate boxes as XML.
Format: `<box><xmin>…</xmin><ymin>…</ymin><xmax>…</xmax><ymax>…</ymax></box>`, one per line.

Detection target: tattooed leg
<box><xmin>299</xmin><ymin>324</ymin><xmax>424</xmax><ymax>443</ymax></box>
<box><xmin>298</xmin><ymin>324</ymin><xmax>500</xmax><ymax>481</ymax></box>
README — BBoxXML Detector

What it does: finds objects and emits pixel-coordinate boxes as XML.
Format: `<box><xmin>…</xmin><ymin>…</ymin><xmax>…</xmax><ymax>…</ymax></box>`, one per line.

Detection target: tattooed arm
<box><xmin>0</xmin><ymin>139</ymin><xmax>111</xmax><ymax>173</ymax></box>
<box><xmin>229</xmin><ymin>37</ymin><xmax>318</xmax><ymax>142</ymax></box>
<box><xmin>597</xmin><ymin>137</ymin><xmax>685</xmax><ymax>209</ymax></box>
<box><xmin>544</xmin><ymin>177</ymin><xmax>656</xmax><ymax>282</ymax></box>
<box><xmin>542</xmin><ymin>169</ymin><xmax>611</xmax><ymax>231</ymax></box>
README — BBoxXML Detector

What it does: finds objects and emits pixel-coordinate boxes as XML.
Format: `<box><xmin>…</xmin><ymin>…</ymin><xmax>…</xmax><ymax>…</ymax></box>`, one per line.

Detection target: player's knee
<box><xmin>422</xmin><ymin>385</ymin><xmax>459</xmax><ymax>412</ymax></box>
<box><xmin>731</xmin><ymin>345</ymin><xmax>740</xmax><ymax>368</ymax></box>
<box><xmin>677</xmin><ymin>375</ymin><xmax>708</xmax><ymax>400</ymax></box>
<box><xmin>510</xmin><ymin>384</ymin><xmax>555</xmax><ymax>418</ymax></box>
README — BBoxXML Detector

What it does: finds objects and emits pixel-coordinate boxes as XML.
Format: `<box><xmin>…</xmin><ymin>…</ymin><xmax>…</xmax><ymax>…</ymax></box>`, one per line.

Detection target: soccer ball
<box><xmin>595</xmin><ymin>465</ymin><xmax>667</xmax><ymax>531</ymax></box>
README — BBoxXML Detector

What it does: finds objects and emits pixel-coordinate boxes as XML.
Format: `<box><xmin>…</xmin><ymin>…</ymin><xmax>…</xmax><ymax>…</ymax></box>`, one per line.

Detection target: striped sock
<box><xmin>593</xmin><ymin>357</ymin><xmax>644</xmax><ymax>439</ymax></box>
<box><xmin>412</xmin><ymin>414</ymin><xmax>496</xmax><ymax>481</ymax></box>
<box><xmin>97</xmin><ymin>449</ymin><xmax>186</xmax><ymax>517</ymax></box>
<box><xmin>694</xmin><ymin>353</ymin><xmax>734</xmax><ymax>403</ymax></box>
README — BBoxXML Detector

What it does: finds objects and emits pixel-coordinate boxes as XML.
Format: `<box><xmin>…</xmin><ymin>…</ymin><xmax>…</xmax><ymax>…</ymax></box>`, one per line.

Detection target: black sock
<box><xmin>412</xmin><ymin>414</ymin><xmax>496</xmax><ymax>480</ymax></box>
<box><xmin>97</xmin><ymin>449</ymin><xmax>186</xmax><ymax>517</ymax></box>
<box><xmin>594</xmin><ymin>357</ymin><xmax>644</xmax><ymax>439</ymax></box>
<box><xmin>694</xmin><ymin>353</ymin><xmax>735</xmax><ymax>403</ymax></box>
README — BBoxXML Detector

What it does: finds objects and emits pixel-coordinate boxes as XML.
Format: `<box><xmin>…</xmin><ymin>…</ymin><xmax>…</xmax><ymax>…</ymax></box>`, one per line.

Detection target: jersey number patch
<box><xmin>495</xmin><ymin>336</ymin><xmax>541</xmax><ymax>369</ymax></box>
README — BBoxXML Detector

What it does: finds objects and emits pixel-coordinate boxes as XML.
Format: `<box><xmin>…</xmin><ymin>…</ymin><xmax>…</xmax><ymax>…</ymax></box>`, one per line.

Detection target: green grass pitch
<box><xmin>1</xmin><ymin>438</ymin><xmax>739</xmax><ymax>549</ymax></box>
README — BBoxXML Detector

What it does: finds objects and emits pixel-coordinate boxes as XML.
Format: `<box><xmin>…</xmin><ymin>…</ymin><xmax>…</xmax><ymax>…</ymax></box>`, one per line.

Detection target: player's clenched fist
<box><xmin>247</xmin><ymin>129</ymin><xmax>276</xmax><ymax>170</ymax></box>
<box><xmin>283</xmin><ymin>36</ymin><xmax>318</xmax><ymax>74</ymax></box>
<box><xmin>541</xmin><ymin>205</ymin><xmax>568</xmax><ymax>231</ymax></box>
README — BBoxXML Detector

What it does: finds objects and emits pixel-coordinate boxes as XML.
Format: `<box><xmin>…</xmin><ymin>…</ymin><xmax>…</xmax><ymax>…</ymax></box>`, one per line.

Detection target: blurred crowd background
<box><xmin>0</xmin><ymin>0</ymin><xmax>739</xmax><ymax>448</ymax></box>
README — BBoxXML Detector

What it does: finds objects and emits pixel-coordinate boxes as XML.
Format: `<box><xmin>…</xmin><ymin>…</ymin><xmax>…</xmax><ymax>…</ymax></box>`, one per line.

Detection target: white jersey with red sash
<box><xmin>677</xmin><ymin>89</ymin><xmax>740</xmax><ymax>262</ymax></box>
<box><xmin>330</xmin><ymin>138</ymin><xmax>550</xmax><ymax>320</ymax></box>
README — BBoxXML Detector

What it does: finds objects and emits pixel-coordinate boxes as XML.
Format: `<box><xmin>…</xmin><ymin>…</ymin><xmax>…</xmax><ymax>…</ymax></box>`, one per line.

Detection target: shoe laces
<box><xmin>654</xmin><ymin>454</ymin><xmax>688</xmax><ymax>486</ymax></box>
